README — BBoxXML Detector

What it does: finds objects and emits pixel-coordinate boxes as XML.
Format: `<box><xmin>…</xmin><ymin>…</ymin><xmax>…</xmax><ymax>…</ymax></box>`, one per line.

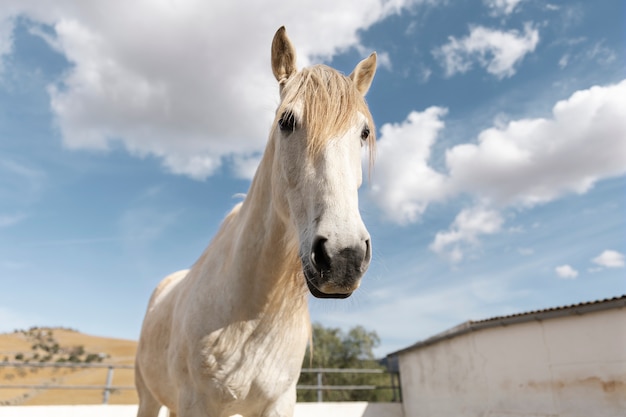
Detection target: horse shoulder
<box><xmin>148</xmin><ymin>269</ymin><xmax>189</xmax><ymax>309</ymax></box>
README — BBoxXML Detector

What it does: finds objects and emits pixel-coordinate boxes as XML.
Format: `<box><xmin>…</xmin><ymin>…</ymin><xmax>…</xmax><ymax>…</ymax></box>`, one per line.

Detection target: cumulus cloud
<box><xmin>445</xmin><ymin>80</ymin><xmax>626</xmax><ymax>206</ymax></box>
<box><xmin>433</xmin><ymin>23</ymin><xmax>539</xmax><ymax>79</ymax></box>
<box><xmin>371</xmin><ymin>80</ymin><xmax>626</xmax><ymax>216</ymax></box>
<box><xmin>369</xmin><ymin>80</ymin><xmax>626</xmax><ymax>261</ymax></box>
<box><xmin>429</xmin><ymin>207</ymin><xmax>504</xmax><ymax>262</ymax></box>
<box><xmin>0</xmin><ymin>0</ymin><xmax>424</xmax><ymax>179</ymax></box>
<box><xmin>555</xmin><ymin>264</ymin><xmax>578</xmax><ymax>279</ymax></box>
<box><xmin>592</xmin><ymin>250</ymin><xmax>625</xmax><ymax>268</ymax></box>
<box><xmin>370</xmin><ymin>107</ymin><xmax>449</xmax><ymax>224</ymax></box>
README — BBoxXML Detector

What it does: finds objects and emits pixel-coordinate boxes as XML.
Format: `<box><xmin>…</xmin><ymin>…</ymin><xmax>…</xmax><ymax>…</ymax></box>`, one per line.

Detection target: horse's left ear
<box><xmin>349</xmin><ymin>52</ymin><xmax>377</xmax><ymax>96</ymax></box>
<box><xmin>271</xmin><ymin>26</ymin><xmax>297</xmax><ymax>84</ymax></box>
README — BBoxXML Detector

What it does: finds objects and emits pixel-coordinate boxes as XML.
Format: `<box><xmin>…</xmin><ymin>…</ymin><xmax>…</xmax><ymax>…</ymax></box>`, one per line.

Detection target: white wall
<box><xmin>296</xmin><ymin>402</ymin><xmax>403</xmax><ymax>417</ymax></box>
<box><xmin>398</xmin><ymin>307</ymin><xmax>626</xmax><ymax>417</ymax></box>
<box><xmin>0</xmin><ymin>403</ymin><xmax>403</xmax><ymax>417</ymax></box>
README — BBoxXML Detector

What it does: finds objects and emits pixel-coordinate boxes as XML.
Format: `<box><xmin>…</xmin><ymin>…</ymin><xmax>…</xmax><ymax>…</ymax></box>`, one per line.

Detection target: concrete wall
<box><xmin>398</xmin><ymin>307</ymin><xmax>626</xmax><ymax>417</ymax></box>
<box><xmin>0</xmin><ymin>403</ymin><xmax>403</xmax><ymax>417</ymax></box>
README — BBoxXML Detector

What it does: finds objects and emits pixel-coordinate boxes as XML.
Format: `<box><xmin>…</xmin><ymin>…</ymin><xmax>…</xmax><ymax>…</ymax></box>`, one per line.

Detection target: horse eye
<box><xmin>361</xmin><ymin>127</ymin><xmax>370</xmax><ymax>141</ymax></box>
<box><xmin>278</xmin><ymin>112</ymin><xmax>296</xmax><ymax>132</ymax></box>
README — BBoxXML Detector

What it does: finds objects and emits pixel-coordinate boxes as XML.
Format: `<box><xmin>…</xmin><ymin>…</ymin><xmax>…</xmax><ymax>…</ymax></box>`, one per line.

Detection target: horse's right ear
<box><xmin>350</xmin><ymin>52</ymin><xmax>377</xmax><ymax>96</ymax></box>
<box><xmin>271</xmin><ymin>26</ymin><xmax>297</xmax><ymax>84</ymax></box>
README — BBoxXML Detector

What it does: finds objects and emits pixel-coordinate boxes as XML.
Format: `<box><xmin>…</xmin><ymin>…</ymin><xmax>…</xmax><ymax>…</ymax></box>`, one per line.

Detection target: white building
<box><xmin>389</xmin><ymin>296</ymin><xmax>626</xmax><ymax>417</ymax></box>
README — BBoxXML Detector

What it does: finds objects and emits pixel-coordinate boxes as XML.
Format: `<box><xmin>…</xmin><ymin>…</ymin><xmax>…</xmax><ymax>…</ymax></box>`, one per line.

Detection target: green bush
<box><xmin>297</xmin><ymin>323</ymin><xmax>397</xmax><ymax>402</ymax></box>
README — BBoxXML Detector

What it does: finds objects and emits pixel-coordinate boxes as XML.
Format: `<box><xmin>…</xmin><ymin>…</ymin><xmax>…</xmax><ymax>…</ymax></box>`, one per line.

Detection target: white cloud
<box><xmin>556</xmin><ymin>40</ymin><xmax>617</xmax><ymax>71</ymax></box>
<box><xmin>587</xmin><ymin>41</ymin><xmax>617</xmax><ymax>66</ymax></box>
<box><xmin>445</xmin><ymin>80</ymin><xmax>626</xmax><ymax>206</ymax></box>
<box><xmin>418</xmin><ymin>65</ymin><xmax>433</xmax><ymax>83</ymax></box>
<box><xmin>0</xmin><ymin>0</ymin><xmax>426</xmax><ymax>180</ymax></box>
<box><xmin>369</xmin><ymin>107</ymin><xmax>449</xmax><ymax>223</ymax></box>
<box><xmin>0</xmin><ymin>16</ymin><xmax>14</xmax><ymax>74</ymax></box>
<box><xmin>555</xmin><ymin>264</ymin><xmax>578</xmax><ymax>279</ymax></box>
<box><xmin>429</xmin><ymin>207</ymin><xmax>503</xmax><ymax>262</ymax></box>
<box><xmin>369</xmin><ymin>80</ymin><xmax>626</xmax><ymax>261</ymax></box>
<box><xmin>231</xmin><ymin>154</ymin><xmax>264</xmax><ymax>180</ymax></box>
<box><xmin>371</xmin><ymin>80</ymin><xmax>626</xmax><ymax>214</ymax></box>
<box><xmin>433</xmin><ymin>23</ymin><xmax>539</xmax><ymax>79</ymax></box>
<box><xmin>592</xmin><ymin>250</ymin><xmax>625</xmax><ymax>268</ymax></box>
<box><xmin>484</xmin><ymin>0</ymin><xmax>524</xmax><ymax>16</ymax></box>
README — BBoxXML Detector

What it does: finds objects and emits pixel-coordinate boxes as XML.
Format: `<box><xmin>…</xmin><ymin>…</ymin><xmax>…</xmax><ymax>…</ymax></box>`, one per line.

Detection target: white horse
<box><xmin>135</xmin><ymin>26</ymin><xmax>377</xmax><ymax>417</ymax></box>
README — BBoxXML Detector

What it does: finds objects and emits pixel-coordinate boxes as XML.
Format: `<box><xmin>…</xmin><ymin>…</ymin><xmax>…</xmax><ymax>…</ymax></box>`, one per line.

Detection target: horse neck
<box><xmin>215</xmin><ymin>138</ymin><xmax>308</xmax><ymax>316</ymax></box>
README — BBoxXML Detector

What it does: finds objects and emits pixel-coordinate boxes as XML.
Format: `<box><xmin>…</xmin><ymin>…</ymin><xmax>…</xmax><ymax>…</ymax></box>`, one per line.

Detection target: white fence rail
<box><xmin>298</xmin><ymin>367</ymin><xmax>401</xmax><ymax>403</ymax></box>
<box><xmin>0</xmin><ymin>362</ymin><xmax>401</xmax><ymax>405</ymax></box>
<box><xmin>0</xmin><ymin>362</ymin><xmax>132</xmax><ymax>405</ymax></box>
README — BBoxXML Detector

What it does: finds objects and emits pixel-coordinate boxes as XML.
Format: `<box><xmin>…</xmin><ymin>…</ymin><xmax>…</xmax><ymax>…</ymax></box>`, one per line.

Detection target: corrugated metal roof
<box><xmin>471</xmin><ymin>295</ymin><xmax>626</xmax><ymax>324</ymax></box>
<box><xmin>388</xmin><ymin>295</ymin><xmax>626</xmax><ymax>358</ymax></box>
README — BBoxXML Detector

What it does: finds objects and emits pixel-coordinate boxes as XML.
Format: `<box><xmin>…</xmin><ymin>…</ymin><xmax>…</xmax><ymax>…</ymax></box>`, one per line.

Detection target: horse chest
<box><xmin>196</xmin><ymin>322</ymin><xmax>307</xmax><ymax>405</ymax></box>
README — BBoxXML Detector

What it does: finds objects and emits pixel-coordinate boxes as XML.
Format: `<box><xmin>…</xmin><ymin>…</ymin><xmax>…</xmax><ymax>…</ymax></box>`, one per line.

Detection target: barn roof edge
<box><xmin>387</xmin><ymin>294</ymin><xmax>626</xmax><ymax>358</ymax></box>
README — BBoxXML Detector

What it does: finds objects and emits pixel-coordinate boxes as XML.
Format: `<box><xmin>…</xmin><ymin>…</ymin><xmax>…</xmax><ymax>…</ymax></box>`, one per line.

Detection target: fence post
<box><xmin>102</xmin><ymin>365</ymin><xmax>114</xmax><ymax>404</ymax></box>
<box><xmin>390</xmin><ymin>371</ymin><xmax>397</xmax><ymax>402</ymax></box>
<box><xmin>316</xmin><ymin>371</ymin><xmax>323</xmax><ymax>402</ymax></box>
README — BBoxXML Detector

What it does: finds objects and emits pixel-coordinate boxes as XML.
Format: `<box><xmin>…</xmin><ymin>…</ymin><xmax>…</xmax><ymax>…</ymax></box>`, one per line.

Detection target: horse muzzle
<box><xmin>301</xmin><ymin>236</ymin><xmax>371</xmax><ymax>299</ymax></box>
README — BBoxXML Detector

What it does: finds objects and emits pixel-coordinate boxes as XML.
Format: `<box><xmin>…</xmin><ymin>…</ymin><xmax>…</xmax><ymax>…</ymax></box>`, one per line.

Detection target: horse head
<box><xmin>270</xmin><ymin>27</ymin><xmax>376</xmax><ymax>299</ymax></box>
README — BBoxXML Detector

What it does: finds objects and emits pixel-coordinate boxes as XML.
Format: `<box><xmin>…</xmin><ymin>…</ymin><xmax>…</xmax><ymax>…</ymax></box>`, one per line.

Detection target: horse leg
<box><xmin>135</xmin><ymin>364</ymin><xmax>162</xmax><ymax>417</ymax></box>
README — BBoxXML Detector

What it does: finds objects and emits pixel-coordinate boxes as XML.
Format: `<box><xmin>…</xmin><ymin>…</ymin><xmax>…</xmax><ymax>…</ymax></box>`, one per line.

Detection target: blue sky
<box><xmin>0</xmin><ymin>0</ymin><xmax>624</xmax><ymax>356</ymax></box>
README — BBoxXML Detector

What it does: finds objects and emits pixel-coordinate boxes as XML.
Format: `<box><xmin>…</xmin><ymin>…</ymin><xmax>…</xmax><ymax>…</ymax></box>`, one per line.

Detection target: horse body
<box><xmin>136</xmin><ymin>27</ymin><xmax>377</xmax><ymax>417</ymax></box>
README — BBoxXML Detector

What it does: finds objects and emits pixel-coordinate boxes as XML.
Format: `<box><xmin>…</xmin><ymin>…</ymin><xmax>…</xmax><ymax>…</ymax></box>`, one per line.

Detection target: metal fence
<box><xmin>0</xmin><ymin>362</ymin><xmax>133</xmax><ymax>405</ymax></box>
<box><xmin>0</xmin><ymin>362</ymin><xmax>400</xmax><ymax>404</ymax></box>
<box><xmin>299</xmin><ymin>367</ymin><xmax>401</xmax><ymax>403</ymax></box>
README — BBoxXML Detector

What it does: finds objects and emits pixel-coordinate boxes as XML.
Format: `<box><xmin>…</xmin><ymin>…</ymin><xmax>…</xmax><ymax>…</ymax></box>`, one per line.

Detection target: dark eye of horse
<box><xmin>278</xmin><ymin>112</ymin><xmax>296</xmax><ymax>132</ymax></box>
<box><xmin>361</xmin><ymin>126</ymin><xmax>370</xmax><ymax>141</ymax></box>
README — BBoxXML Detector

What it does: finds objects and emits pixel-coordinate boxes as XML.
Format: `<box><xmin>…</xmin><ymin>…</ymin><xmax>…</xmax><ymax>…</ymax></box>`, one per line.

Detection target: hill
<box><xmin>0</xmin><ymin>327</ymin><xmax>138</xmax><ymax>405</ymax></box>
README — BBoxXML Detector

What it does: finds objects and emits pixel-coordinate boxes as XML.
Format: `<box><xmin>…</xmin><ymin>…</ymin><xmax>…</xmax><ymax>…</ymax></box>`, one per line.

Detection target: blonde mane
<box><xmin>275</xmin><ymin>64</ymin><xmax>376</xmax><ymax>165</ymax></box>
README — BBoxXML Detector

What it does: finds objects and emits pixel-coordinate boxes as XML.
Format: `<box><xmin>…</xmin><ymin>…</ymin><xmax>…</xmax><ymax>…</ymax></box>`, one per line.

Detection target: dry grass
<box><xmin>0</xmin><ymin>328</ymin><xmax>138</xmax><ymax>405</ymax></box>
<box><xmin>0</xmin><ymin>332</ymin><xmax>32</xmax><ymax>355</ymax></box>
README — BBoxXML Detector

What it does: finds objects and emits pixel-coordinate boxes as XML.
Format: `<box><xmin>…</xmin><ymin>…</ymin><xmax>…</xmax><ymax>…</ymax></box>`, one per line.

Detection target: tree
<box><xmin>297</xmin><ymin>323</ymin><xmax>395</xmax><ymax>402</ymax></box>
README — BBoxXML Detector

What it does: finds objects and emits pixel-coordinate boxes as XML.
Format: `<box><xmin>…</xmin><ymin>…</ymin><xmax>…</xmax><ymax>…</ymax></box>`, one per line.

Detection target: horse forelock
<box><xmin>275</xmin><ymin>65</ymin><xmax>376</xmax><ymax>165</ymax></box>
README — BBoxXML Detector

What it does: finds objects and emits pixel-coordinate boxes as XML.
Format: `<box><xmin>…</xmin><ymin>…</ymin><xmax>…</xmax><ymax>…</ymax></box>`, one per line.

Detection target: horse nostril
<box><xmin>364</xmin><ymin>238</ymin><xmax>371</xmax><ymax>263</ymax></box>
<box><xmin>311</xmin><ymin>237</ymin><xmax>331</xmax><ymax>273</ymax></box>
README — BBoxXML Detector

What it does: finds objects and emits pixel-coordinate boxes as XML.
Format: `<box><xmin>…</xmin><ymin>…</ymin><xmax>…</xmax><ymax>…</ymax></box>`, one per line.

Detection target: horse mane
<box><xmin>275</xmin><ymin>64</ymin><xmax>376</xmax><ymax>167</ymax></box>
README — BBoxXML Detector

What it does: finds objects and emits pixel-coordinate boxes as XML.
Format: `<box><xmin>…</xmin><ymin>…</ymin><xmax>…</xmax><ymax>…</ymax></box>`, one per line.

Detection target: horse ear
<box><xmin>349</xmin><ymin>52</ymin><xmax>377</xmax><ymax>96</ymax></box>
<box><xmin>271</xmin><ymin>26</ymin><xmax>297</xmax><ymax>83</ymax></box>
